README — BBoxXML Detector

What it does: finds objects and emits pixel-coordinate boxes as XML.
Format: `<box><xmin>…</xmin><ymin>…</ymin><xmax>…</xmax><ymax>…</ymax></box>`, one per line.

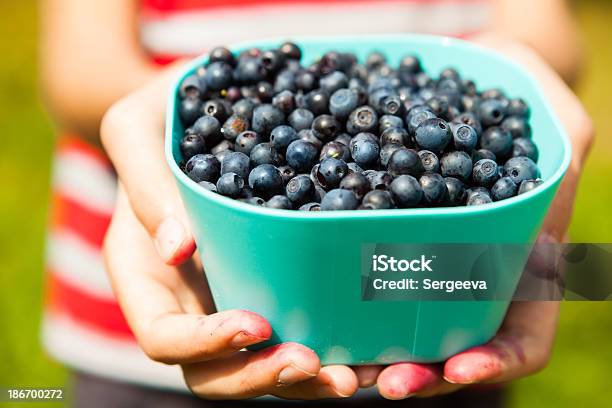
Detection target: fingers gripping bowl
<box><xmin>165</xmin><ymin>35</ymin><xmax>571</xmax><ymax>364</ymax></box>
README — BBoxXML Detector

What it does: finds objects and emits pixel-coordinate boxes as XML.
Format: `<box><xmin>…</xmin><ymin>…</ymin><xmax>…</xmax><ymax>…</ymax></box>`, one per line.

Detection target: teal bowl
<box><xmin>165</xmin><ymin>35</ymin><xmax>571</xmax><ymax>364</ymax></box>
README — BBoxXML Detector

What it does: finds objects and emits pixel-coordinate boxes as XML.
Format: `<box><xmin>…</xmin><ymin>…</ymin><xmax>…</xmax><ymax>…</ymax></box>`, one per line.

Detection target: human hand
<box><xmin>371</xmin><ymin>36</ymin><xmax>594</xmax><ymax>399</ymax></box>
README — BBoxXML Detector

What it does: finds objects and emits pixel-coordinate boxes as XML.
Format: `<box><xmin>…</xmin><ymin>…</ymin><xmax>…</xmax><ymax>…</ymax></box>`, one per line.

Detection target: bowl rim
<box><xmin>165</xmin><ymin>33</ymin><xmax>572</xmax><ymax>220</ymax></box>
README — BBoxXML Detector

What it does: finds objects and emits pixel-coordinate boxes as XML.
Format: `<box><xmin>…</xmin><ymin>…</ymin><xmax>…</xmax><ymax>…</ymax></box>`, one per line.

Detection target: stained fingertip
<box><xmin>155</xmin><ymin>216</ymin><xmax>196</xmax><ymax>265</ymax></box>
<box><xmin>444</xmin><ymin>347</ymin><xmax>503</xmax><ymax>384</ymax></box>
<box><xmin>377</xmin><ymin>364</ymin><xmax>440</xmax><ymax>400</ymax></box>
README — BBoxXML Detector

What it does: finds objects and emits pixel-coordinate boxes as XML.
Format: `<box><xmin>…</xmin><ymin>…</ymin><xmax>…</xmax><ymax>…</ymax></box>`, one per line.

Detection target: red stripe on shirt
<box><xmin>51</xmin><ymin>193</ymin><xmax>111</xmax><ymax>249</ymax></box>
<box><xmin>56</xmin><ymin>135</ymin><xmax>112</xmax><ymax>170</ymax></box>
<box><xmin>46</xmin><ymin>272</ymin><xmax>135</xmax><ymax>341</ymax></box>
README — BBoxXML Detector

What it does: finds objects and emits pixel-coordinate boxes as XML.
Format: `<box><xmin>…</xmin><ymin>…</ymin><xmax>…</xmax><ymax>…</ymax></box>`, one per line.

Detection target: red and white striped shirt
<box><xmin>43</xmin><ymin>0</ymin><xmax>492</xmax><ymax>390</ymax></box>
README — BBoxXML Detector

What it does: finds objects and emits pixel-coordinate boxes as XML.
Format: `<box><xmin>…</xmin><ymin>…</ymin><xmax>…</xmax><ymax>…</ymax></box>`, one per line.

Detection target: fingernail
<box><xmin>155</xmin><ymin>217</ymin><xmax>187</xmax><ymax>262</ymax></box>
<box><xmin>317</xmin><ymin>385</ymin><xmax>351</xmax><ymax>398</ymax></box>
<box><xmin>277</xmin><ymin>364</ymin><xmax>317</xmax><ymax>386</ymax></box>
<box><xmin>230</xmin><ymin>331</ymin><xmax>265</xmax><ymax>349</ymax></box>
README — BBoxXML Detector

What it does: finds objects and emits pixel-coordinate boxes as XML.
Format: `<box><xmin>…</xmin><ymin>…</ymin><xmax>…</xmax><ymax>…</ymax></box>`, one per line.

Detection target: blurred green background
<box><xmin>0</xmin><ymin>0</ymin><xmax>610</xmax><ymax>407</ymax></box>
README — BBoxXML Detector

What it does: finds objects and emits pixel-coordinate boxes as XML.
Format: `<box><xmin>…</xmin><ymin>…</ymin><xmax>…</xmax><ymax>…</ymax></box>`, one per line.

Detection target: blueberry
<box><xmin>467</xmin><ymin>192</ymin><xmax>493</xmax><ymax>206</ymax></box>
<box><xmin>366</xmin><ymin>52</ymin><xmax>387</xmax><ymax>69</ymax></box>
<box><xmin>288</xmin><ymin>108</ymin><xmax>315</xmax><ymax>131</ymax></box>
<box><xmin>452</xmin><ymin>124</ymin><xmax>478</xmax><ymax>152</ymax></box>
<box><xmin>418</xmin><ymin>150</ymin><xmax>440</xmax><ymax>173</ymax></box>
<box><xmin>260</xmin><ymin>50</ymin><xmax>284</xmax><ymax>75</ymax></box>
<box><xmin>192</xmin><ymin>115</ymin><xmax>222</xmax><ymax>143</ymax></box>
<box><xmin>507</xmin><ymin>98</ymin><xmax>530</xmax><ymax>118</ymax></box>
<box><xmin>320</xmin><ymin>189</ymin><xmax>359</xmax><ymax>211</ymax></box>
<box><xmin>361</xmin><ymin>190</ymin><xmax>394</xmax><ymax>210</ymax></box>
<box><xmin>504</xmin><ymin>156</ymin><xmax>541</xmax><ymax>185</ymax></box>
<box><xmin>320</xmin><ymin>71</ymin><xmax>349</xmax><ymax>94</ymax></box>
<box><xmin>518</xmin><ymin>179</ymin><xmax>543</xmax><ymax>195</ymax></box>
<box><xmin>419</xmin><ymin>172</ymin><xmax>448</xmax><ymax>206</ymax></box>
<box><xmin>225</xmin><ymin>86</ymin><xmax>242</xmax><ymax>103</ymax></box>
<box><xmin>513</xmin><ymin>137</ymin><xmax>539</xmax><ymax>162</ymax></box>
<box><xmin>216</xmin><ymin>172</ymin><xmax>245</xmax><ymax>198</ymax></box>
<box><xmin>232</xmin><ymin>98</ymin><xmax>255</xmax><ymax>120</ymax></box>
<box><xmin>278</xmin><ymin>165</ymin><xmax>296</xmax><ymax>184</ymax></box>
<box><xmin>273</xmin><ymin>69</ymin><xmax>296</xmax><ymax>93</ymax></box>
<box><xmin>471</xmin><ymin>149</ymin><xmax>496</xmax><ymax>163</ymax></box>
<box><xmin>312</xmin><ymin>114</ymin><xmax>341</xmax><ymax>142</ymax></box>
<box><xmin>480</xmin><ymin>127</ymin><xmax>513</xmax><ymax>160</ymax></box>
<box><xmin>179</xmin><ymin>74</ymin><xmax>205</xmax><ymax>99</ymax></box>
<box><xmin>234</xmin><ymin>57</ymin><xmax>265</xmax><ymax>84</ymax></box>
<box><xmin>179</xmin><ymin>96</ymin><xmax>203</xmax><ymax>126</ymax></box>
<box><xmin>501</xmin><ymin>116</ymin><xmax>531</xmax><ymax>139</ymax></box>
<box><xmin>180</xmin><ymin>133</ymin><xmax>206</xmax><ymax>161</ymax></box>
<box><xmin>286</xmin><ymin>174</ymin><xmax>315</xmax><ymax>205</ymax></box>
<box><xmin>320</xmin><ymin>141</ymin><xmax>350</xmax><ymax>162</ymax></box>
<box><xmin>339</xmin><ymin>172</ymin><xmax>371</xmax><ymax>200</ymax></box>
<box><xmin>330</xmin><ymin>89</ymin><xmax>359</xmax><ymax>119</ymax></box>
<box><xmin>381</xmin><ymin>144</ymin><xmax>405</xmax><ymax>168</ymax></box>
<box><xmin>198</xmin><ymin>181</ymin><xmax>217</xmax><ymax>192</ymax></box>
<box><xmin>204</xmin><ymin>62</ymin><xmax>233</xmax><ymax>91</ymax></box>
<box><xmin>347</xmin><ymin>106</ymin><xmax>378</xmax><ymax>135</ymax></box>
<box><xmin>380</xmin><ymin>95</ymin><xmax>403</xmax><ymax>116</ymax></box>
<box><xmin>185</xmin><ymin>154</ymin><xmax>220</xmax><ymax>183</ymax></box>
<box><xmin>250</xmin><ymin>143</ymin><xmax>280</xmax><ymax>167</ymax></box>
<box><xmin>380</xmin><ymin>127</ymin><xmax>409</xmax><ymax>147</ymax></box>
<box><xmin>425</xmin><ymin>96</ymin><xmax>449</xmax><ymax>118</ymax></box>
<box><xmin>365</xmin><ymin>170</ymin><xmax>393</xmax><ymax>190</ymax></box>
<box><xmin>221</xmin><ymin>114</ymin><xmax>249</xmax><ymax>141</ymax></box>
<box><xmin>491</xmin><ymin>177</ymin><xmax>518</xmax><ymax>201</ymax></box>
<box><xmin>202</xmin><ymin>99</ymin><xmax>231</xmax><ymax>123</ymax></box>
<box><xmin>440</xmin><ymin>151</ymin><xmax>473</xmax><ymax>181</ymax></box>
<box><xmin>415</xmin><ymin>118</ymin><xmax>452</xmax><ymax>153</ymax></box>
<box><xmin>349</xmin><ymin>132</ymin><xmax>378</xmax><ymax>150</ymax></box>
<box><xmin>239</xmin><ymin>197</ymin><xmax>266</xmax><ymax>207</ymax></box>
<box><xmin>351</xmin><ymin>138</ymin><xmax>380</xmax><ymax>168</ymax></box>
<box><xmin>481</xmin><ymin>88</ymin><xmax>505</xmax><ymax>100</ymax></box>
<box><xmin>266</xmin><ymin>195</ymin><xmax>293</xmax><ymax>209</ymax></box>
<box><xmin>334</xmin><ymin>133</ymin><xmax>352</xmax><ymax>147</ymax></box>
<box><xmin>466</xmin><ymin>186</ymin><xmax>491</xmax><ymax>200</ymax></box>
<box><xmin>270</xmin><ymin>125</ymin><xmax>299</xmax><ymax>152</ymax></box>
<box><xmin>478</xmin><ymin>98</ymin><xmax>506</xmax><ymax>127</ymax></box>
<box><xmin>444</xmin><ymin>177</ymin><xmax>467</xmax><ymax>206</ymax></box>
<box><xmin>389</xmin><ymin>175</ymin><xmax>423</xmax><ymax>208</ymax></box>
<box><xmin>295</xmin><ymin>70</ymin><xmax>318</xmax><ymax>92</ymax></box>
<box><xmin>272</xmin><ymin>90</ymin><xmax>296</xmax><ymax>114</ymax></box>
<box><xmin>235</xmin><ymin>131</ymin><xmax>263</xmax><ymax>155</ymax></box>
<box><xmin>406</xmin><ymin>109</ymin><xmax>436</xmax><ymax>136</ymax></box>
<box><xmin>300</xmin><ymin>89</ymin><xmax>329</xmax><ymax>116</ymax></box>
<box><xmin>298</xmin><ymin>129</ymin><xmax>323</xmax><ymax>149</ymax></box>
<box><xmin>299</xmin><ymin>202</ymin><xmax>321</xmax><ymax>211</ymax></box>
<box><xmin>314</xmin><ymin>185</ymin><xmax>327</xmax><ymax>202</ymax></box>
<box><xmin>316</xmin><ymin>158</ymin><xmax>348</xmax><ymax>189</ymax></box>
<box><xmin>387</xmin><ymin>148</ymin><xmax>424</xmax><ymax>177</ymax></box>
<box><xmin>379</xmin><ymin>115</ymin><xmax>404</xmax><ymax>133</ymax></box>
<box><xmin>472</xmin><ymin>159</ymin><xmax>500</xmax><ymax>187</ymax></box>
<box><xmin>252</xmin><ymin>104</ymin><xmax>284</xmax><ymax>135</ymax></box>
<box><xmin>255</xmin><ymin>81</ymin><xmax>274</xmax><ymax>102</ymax></box>
<box><xmin>248</xmin><ymin>164</ymin><xmax>283</xmax><ymax>199</ymax></box>
<box><xmin>221</xmin><ymin>151</ymin><xmax>250</xmax><ymax>180</ymax></box>
<box><xmin>461</xmin><ymin>95</ymin><xmax>481</xmax><ymax>113</ymax></box>
<box><xmin>279</xmin><ymin>41</ymin><xmax>302</xmax><ymax>60</ymax></box>
<box><xmin>286</xmin><ymin>140</ymin><xmax>319</xmax><ymax>172</ymax></box>
<box><xmin>209</xmin><ymin>46</ymin><xmax>236</xmax><ymax>66</ymax></box>
<box><xmin>453</xmin><ymin>112</ymin><xmax>482</xmax><ymax>135</ymax></box>
<box><xmin>399</xmin><ymin>55</ymin><xmax>422</xmax><ymax>74</ymax></box>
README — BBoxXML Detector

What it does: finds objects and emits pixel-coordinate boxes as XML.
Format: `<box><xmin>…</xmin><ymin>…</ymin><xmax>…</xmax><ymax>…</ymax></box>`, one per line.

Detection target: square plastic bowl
<box><xmin>165</xmin><ymin>35</ymin><xmax>571</xmax><ymax>365</ymax></box>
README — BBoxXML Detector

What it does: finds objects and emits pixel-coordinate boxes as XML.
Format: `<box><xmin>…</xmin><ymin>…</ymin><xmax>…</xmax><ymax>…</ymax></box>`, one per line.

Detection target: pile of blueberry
<box><xmin>178</xmin><ymin>42</ymin><xmax>543</xmax><ymax>211</ymax></box>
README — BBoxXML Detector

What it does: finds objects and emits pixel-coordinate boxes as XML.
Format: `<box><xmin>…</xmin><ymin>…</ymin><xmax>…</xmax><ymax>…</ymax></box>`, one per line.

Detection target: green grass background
<box><xmin>0</xmin><ymin>1</ymin><xmax>610</xmax><ymax>406</ymax></box>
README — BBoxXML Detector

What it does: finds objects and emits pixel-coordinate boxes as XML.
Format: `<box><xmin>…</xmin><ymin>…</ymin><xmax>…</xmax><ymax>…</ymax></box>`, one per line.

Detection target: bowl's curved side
<box><xmin>166</xmin><ymin>34</ymin><xmax>571</xmax><ymax>364</ymax></box>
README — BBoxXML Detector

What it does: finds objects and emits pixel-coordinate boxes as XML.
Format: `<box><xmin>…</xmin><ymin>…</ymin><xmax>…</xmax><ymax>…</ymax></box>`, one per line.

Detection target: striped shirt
<box><xmin>43</xmin><ymin>0</ymin><xmax>492</xmax><ymax>390</ymax></box>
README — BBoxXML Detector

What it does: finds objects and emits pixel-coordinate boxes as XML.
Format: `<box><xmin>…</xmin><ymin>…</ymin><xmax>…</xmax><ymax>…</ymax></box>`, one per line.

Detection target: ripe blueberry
<box><xmin>347</xmin><ymin>106</ymin><xmax>378</xmax><ymax>135</ymax></box>
<box><xmin>480</xmin><ymin>127</ymin><xmax>513</xmax><ymax>160</ymax></box>
<box><xmin>387</xmin><ymin>148</ymin><xmax>424</xmax><ymax>177</ymax></box>
<box><xmin>288</xmin><ymin>108</ymin><xmax>315</xmax><ymax>131</ymax></box>
<box><xmin>312</xmin><ymin>114</ymin><xmax>341</xmax><ymax>142</ymax></box>
<box><xmin>320</xmin><ymin>141</ymin><xmax>350</xmax><ymax>162</ymax></box>
<box><xmin>235</xmin><ymin>131</ymin><xmax>263</xmax><ymax>155</ymax></box>
<box><xmin>501</xmin><ymin>116</ymin><xmax>532</xmax><ymax>139</ymax></box>
<box><xmin>250</xmin><ymin>143</ymin><xmax>280</xmax><ymax>167</ymax></box>
<box><xmin>252</xmin><ymin>104</ymin><xmax>284</xmax><ymax>135</ymax></box>
<box><xmin>389</xmin><ymin>175</ymin><xmax>423</xmax><ymax>208</ymax></box>
<box><xmin>320</xmin><ymin>189</ymin><xmax>359</xmax><ymax>211</ymax></box>
<box><xmin>270</xmin><ymin>125</ymin><xmax>299</xmax><ymax>152</ymax></box>
<box><xmin>286</xmin><ymin>174</ymin><xmax>315</xmax><ymax>205</ymax></box>
<box><xmin>380</xmin><ymin>144</ymin><xmax>405</xmax><ymax>168</ymax></box>
<box><xmin>221</xmin><ymin>151</ymin><xmax>250</xmax><ymax>180</ymax></box>
<box><xmin>452</xmin><ymin>124</ymin><xmax>478</xmax><ymax>152</ymax></box>
<box><xmin>180</xmin><ymin>133</ymin><xmax>206</xmax><ymax>161</ymax></box>
<box><xmin>440</xmin><ymin>151</ymin><xmax>473</xmax><ymax>181</ymax></box>
<box><xmin>248</xmin><ymin>164</ymin><xmax>284</xmax><ymax>199</ymax></box>
<box><xmin>351</xmin><ymin>137</ymin><xmax>380</xmax><ymax>169</ymax></box>
<box><xmin>330</xmin><ymin>88</ymin><xmax>359</xmax><ymax>119</ymax></box>
<box><xmin>205</xmin><ymin>61</ymin><xmax>233</xmax><ymax>91</ymax></box>
<box><xmin>381</xmin><ymin>127</ymin><xmax>409</xmax><ymax>147</ymax></box>
<box><xmin>504</xmin><ymin>156</ymin><xmax>541</xmax><ymax>185</ymax></box>
<box><xmin>286</xmin><ymin>140</ymin><xmax>318</xmax><ymax>172</ymax></box>
<box><xmin>419</xmin><ymin>172</ymin><xmax>448</xmax><ymax>206</ymax></box>
<box><xmin>266</xmin><ymin>195</ymin><xmax>293</xmax><ymax>209</ymax></box>
<box><xmin>316</xmin><ymin>158</ymin><xmax>349</xmax><ymax>189</ymax></box>
<box><xmin>361</xmin><ymin>190</ymin><xmax>394</xmax><ymax>210</ymax></box>
<box><xmin>472</xmin><ymin>159</ymin><xmax>500</xmax><ymax>187</ymax></box>
<box><xmin>444</xmin><ymin>177</ymin><xmax>466</xmax><ymax>206</ymax></box>
<box><xmin>185</xmin><ymin>154</ymin><xmax>220</xmax><ymax>183</ymax></box>
<box><xmin>518</xmin><ymin>179</ymin><xmax>543</xmax><ymax>195</ymax></box>
<box><xmin>478</xmin><ymin>98</ymin><xmax>506</xmax><ymax>127</ymax></box>
<box><xmin>216</xmin><ymin>172</ymin><xmax>245</xmax><ymax>198</ymax></box>
<box><xmin>512</xmin><ymin>137</ymin><xmax>539</xmax><ymax>162</ymax></box>
<box><xmin>418</xmin><ymin>150</ymin><xmax>440</xmax><ymax>173</ymax></box>
<box><xmin>415</xmin><ymin>118</ymin><xmax>452</xmax><ymax>153</ymax></box>
<box><xmin>491</xmin><ymin>176</ymin><xmax>518</xmax><ymax>201</ymax></box>
<box><xmin>221</xmin><ymin>114</ymin><xmax>249</xmax><ymax>141</ymax></box>
<box><xmin>339</xmin><ymin>172</ymin><xmax>371</xmax><ymax>200</ymax></box>
<box><xmin>471</xmin><ymin>149</ymin><xmax>496</xmax><ymax>163</ymax></box>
